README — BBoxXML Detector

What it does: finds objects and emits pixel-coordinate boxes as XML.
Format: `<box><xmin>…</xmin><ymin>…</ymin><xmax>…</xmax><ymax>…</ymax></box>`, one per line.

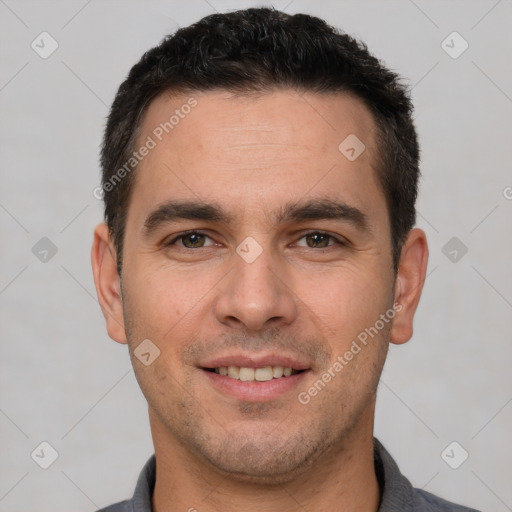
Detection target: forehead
<box><xmin>127</xmin><ymin>88</ymin><xmax>386</xmax><ymax>230</ymax></box>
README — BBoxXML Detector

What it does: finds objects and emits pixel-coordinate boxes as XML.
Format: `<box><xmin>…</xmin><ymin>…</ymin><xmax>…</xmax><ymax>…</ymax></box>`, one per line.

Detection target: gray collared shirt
<box><xmin>96</xmin><ymin>438</ymin><xmax>481</xmax><ymax>511</ymax></box>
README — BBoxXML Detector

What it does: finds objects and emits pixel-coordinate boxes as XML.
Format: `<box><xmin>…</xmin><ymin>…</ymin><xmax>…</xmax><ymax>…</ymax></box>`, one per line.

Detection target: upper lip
<box><xmin>200</xmin><ymin>353</ymin><xmax>311</xmax><ymax>371</ymax></box>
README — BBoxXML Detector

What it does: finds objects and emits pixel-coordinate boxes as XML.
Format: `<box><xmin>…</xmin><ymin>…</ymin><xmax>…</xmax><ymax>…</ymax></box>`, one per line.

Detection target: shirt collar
<box><xmin>373</xmin><ymin>437</ymin><xmax>415</xmax><ymax>511</ymax></box>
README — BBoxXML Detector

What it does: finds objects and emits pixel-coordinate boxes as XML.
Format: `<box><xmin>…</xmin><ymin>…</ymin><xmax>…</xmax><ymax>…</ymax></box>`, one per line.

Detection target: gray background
<box><xmin>1</xmin><ymin>0</ymin><xmax>511</xmax><ymax>510</ymax></box>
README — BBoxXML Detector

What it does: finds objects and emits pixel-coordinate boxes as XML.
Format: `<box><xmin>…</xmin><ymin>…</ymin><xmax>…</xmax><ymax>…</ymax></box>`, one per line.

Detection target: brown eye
<box><xmin>181</xmin><ymin>233</ymin><xmax>206</xmax><ymax>248</ymax></box>
<box><xmin>304</xmin><ymin>232</ymin><xmax>332</xmax><ymax>248</ymax></box>
<box><xmin>167</xmin><ymin>232</ymin><xmax>215</xmax><ymax>249</ymax></box>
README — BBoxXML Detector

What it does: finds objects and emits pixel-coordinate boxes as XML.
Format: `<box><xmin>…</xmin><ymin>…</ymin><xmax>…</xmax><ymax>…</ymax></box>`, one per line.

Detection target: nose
<box><xmin>213</xmin><ymin>247</ymin><xmax>297</xmax><ymax>332</ymax></box>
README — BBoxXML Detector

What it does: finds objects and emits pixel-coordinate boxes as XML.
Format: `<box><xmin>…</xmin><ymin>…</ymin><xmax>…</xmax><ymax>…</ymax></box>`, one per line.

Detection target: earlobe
<box><xmin>91</xmin><ymin>223</ymin><xmax>127</xmax><ymax>344</ymax></box>
<box><xmin>390</xmin><ymin>228</ymin><xmax>429</xmax><ymax>345</ymax></box>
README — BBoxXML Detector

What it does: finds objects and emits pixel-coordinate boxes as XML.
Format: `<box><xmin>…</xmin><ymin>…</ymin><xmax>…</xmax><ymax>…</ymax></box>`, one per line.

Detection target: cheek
<box><xmin>128</xmin><ymin>264</ymin><xmax>191</xmax><ymax>315</ymax></box>
<box><xmin>123</xmin><ymin>264</ymin><xmax>218</xmax><ymax>358</ymax></box>
<box><xmin>295</xmin><ymin>263</ymin><xmax>393</xmax><ymax>344</ymax></box>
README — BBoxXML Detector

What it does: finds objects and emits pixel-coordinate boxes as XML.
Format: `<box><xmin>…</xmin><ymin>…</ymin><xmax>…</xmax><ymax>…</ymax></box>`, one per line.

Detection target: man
<box><xmin>91</xmin><ymin>7</ymin><xmax>479</xmax><ymax>512</ymax></box>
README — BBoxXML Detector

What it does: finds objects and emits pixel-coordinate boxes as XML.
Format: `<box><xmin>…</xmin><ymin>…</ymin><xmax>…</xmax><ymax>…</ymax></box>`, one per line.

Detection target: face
<box><xmin>97</xmin><ymin>89</ymin><xmax>409</xmax><ymax>482</ymax></box>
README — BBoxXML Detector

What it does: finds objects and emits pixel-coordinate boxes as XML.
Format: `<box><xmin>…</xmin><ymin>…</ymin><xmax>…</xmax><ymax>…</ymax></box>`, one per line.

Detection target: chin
<box><xmin>193</xmin><ymin>428</ymin><xmax>332</xmax><ymax>484</ymax></box>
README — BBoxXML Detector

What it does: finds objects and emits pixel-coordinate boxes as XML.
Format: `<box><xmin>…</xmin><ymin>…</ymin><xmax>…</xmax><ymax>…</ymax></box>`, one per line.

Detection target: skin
<box><xmin>92</xmin><ymin>89</ymin><xmax>428</xmax><ymax>512</ymax></box>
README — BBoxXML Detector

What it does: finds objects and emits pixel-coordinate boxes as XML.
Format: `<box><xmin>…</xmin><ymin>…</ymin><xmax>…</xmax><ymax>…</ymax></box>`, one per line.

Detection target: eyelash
<box><xmin>166</xmin><ymin>230</ymin><xmax>346</xmax><ymax>249</ymax></box>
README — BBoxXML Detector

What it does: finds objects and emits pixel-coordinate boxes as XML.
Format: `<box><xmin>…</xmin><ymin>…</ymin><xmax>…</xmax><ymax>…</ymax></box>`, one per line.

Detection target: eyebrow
<box><xmin>275</xmin><ymin>198</ymin><xmax>370</xmax><ymax>232</ymax></box>
<box><xmin>142</xmin><ymin>197</ymin><xmax>371</xmax><ymax>238</ymax></box>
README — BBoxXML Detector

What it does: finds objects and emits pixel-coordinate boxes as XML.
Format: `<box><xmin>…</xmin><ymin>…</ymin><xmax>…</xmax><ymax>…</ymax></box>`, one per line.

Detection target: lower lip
<box><xmin>202</xmin><ymin>369</ymin><xmax>309</xmax><ymax>402</ymax></box>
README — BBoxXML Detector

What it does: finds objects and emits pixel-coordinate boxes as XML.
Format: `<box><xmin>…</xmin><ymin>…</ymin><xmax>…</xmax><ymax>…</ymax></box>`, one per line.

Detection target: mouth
<box><xmin>204</xmin><ymin>365</ymin><xmax>304</xmax><ymax>382</ymax></box>
<box><xmin>200</xmin><ymin>355</ymin><xmax>311</xmax><ymax>402</ymax></box>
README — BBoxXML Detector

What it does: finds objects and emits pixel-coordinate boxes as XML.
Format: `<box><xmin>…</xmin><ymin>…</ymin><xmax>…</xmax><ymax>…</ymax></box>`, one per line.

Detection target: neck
<box><xmin>150</xmin><ymin>404</ymin><xmax>380</xmax><ymax>512</ymax></box>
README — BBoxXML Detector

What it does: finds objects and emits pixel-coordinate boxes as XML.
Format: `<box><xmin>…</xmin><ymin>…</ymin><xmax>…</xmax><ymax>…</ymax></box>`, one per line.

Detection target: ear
<box><xmin>390</xmin><ymin>228</ymin><xmax>429</xmax><ymax>345</ymax></box>
<box><xmin>91</xmin><ymin>223</ymin><xmax>127</xmax><ymax>344</ymax></box>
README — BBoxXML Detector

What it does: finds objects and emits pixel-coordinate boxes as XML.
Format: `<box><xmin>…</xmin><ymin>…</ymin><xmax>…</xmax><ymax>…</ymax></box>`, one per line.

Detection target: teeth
<box><xmin>239</xmin><ymin>367</ymin><xmax>255</xmax><ymax>381</ymax></box>
<box><xmin>227</xmin><ymin>366</ymin><xmax>240</xmax><ymax>379</ymax></box>
<box><xmin>213</xmin><ymin>365</ymin><xmax>298</xmax><ymax>381</ymax></box>
<box><xmin>255</xmin><ymin>366</ymin><xmax>273</xmax><ymax>381</ymax></box>
<box><xmin>272</xmin><ymin>366</ymin><xmax>284</xmax><ymax>378</ymax></box>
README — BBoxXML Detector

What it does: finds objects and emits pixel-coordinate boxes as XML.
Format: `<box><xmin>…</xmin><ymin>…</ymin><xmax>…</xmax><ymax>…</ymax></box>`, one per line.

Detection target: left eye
<box><xmin>296</xmin><ymin>232</ymin><xmax>340</xmax><ymax>248</ymax></box>
<box><xmin>170</xmin><ymin>232</ymin><xmax>215</xmax><ymax>248</ymax></box>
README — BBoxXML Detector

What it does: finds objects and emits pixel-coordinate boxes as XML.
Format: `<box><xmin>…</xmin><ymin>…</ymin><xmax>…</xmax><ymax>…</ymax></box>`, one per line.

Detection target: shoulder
<box><xmin>93</xmin><ymin>455</ymin><xmax>155</xmax><ymax>512</ymax></box>
<box><xmin>411</xmin><ymin>488</ymin><xmax>482</xmax><ymax>512</ymax></box>
<box><xmin>374</xmin><ymin>438</ymin><xmax>481</xmax><ymax>512</ymax></box>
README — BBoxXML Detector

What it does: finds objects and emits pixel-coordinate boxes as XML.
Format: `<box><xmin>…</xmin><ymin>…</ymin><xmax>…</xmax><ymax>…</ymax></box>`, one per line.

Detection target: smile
<box><xmin>206</xmin><ymin>366</ymin><xmax>302</xmax><ymax>382</ymax></box>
